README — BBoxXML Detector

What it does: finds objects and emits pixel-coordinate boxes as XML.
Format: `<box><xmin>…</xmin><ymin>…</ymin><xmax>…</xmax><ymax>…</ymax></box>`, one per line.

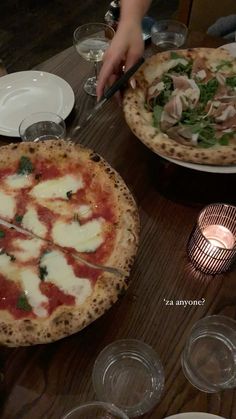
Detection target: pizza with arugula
<box><xmin>124</xmin><ymin>48</ymin><xmax>236</xmax><ymax>165</ymax></box>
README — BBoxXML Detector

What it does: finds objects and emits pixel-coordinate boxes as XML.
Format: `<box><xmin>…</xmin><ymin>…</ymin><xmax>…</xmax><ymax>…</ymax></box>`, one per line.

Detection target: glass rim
<box><xmin>73</xmin><ymin>22</ymin><xmax>115</xmax><ymax>41</ymax></box>
<box><xmin>188</xmin><ymin>314</ymin><xmax>236</xmax><ymax>331</ymax></box>
<box><xmin>151</xmin><ymin>18</ymin><xmax>188</xmax><ymax>30</ymax></box>
<box><xmin>61</xmin><ymin>401</ymin><xmax>129</xmax><ymax>419</ymax></box>
<box><xmin>196</xmin><ymin>202</ymin><xmax>236</xmax><ymax>251</ymax></box>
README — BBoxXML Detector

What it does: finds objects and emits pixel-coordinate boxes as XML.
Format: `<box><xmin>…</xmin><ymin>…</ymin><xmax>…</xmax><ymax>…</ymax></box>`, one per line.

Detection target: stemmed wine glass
<box><xmin>73</xmin><ymin>23</ymin><xmax>115</xmax><ymax>96</ymax></box>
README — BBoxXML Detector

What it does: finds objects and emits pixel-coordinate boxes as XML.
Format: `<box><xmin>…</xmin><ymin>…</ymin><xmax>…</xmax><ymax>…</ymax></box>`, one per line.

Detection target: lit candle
<box><xmin>202</xmin><ymin>225</ymin><xmax>235</xmax><ymax>249</ymax></box>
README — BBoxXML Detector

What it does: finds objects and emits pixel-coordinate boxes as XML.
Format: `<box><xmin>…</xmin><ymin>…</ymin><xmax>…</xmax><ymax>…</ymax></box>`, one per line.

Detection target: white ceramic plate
<box><xmin>0</xmin><ymin>71</ymin><xmax>75</xmax><ymax>137</ymax></box>
<box><xmin>165</xmin><ymin>413</ymin><xmax>226</xmax><ymax>419</ymax></box>
<box><xmin>219</xmin><ymin>42</ymin><xmax>236</xmax><ymax>58</ymax></box>
<box><xmin>160</xmin><ymin>155</ymin><xmax>236</xmax><ymax>174</ymax></box>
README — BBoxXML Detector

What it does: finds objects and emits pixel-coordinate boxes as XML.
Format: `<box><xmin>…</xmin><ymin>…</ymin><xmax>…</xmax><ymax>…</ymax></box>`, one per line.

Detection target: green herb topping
<box><xmin>18</xmin><ymin>156</ymin><xmax>34</xmax><ymax>175</ymax></box>
<box><xmin>0</xmin><ymin>230</ymin><xmax>5</xmax><ymax>238</ymax></box>
<box><xmin>226</xmin><ymin>76</ymin><xmax>236</xmax><ymax>88</ymax></box>
<box><xmin>16</xmin><ymin>293</ymin><xmax>32</xmax><ymax>311</ymax></box>
<box><xmin>15</xmin><ymin>214</ymin><xmax>23</xmax><ymax>224</ymax></box>
<box><xmin>170</xmin><ymin>51</ymin><xmax>183</xmax><ymax>60</ymax></box>
<box><xmin>153</xmin><ymin>105</ymin><xmax>163</xmax><ymax>129</ymax></box>
<box><xmin>216</xmin><ymin>60</ymin><xmax>233</xmax><ymax>71</ymax></box>
<box><xmin>198</xmin><ymin>78</ymin><xmax>219</xmax><ymax>105</ymax></box>
<box><xmin>39</xmin><ymin>265</ymin><xmax>48</xmax><ymax>281</ymax></box>
<box><xmin>66</xmin><ymin>190</ymin><xmax>73</xmax><ymax>200</ymax></box>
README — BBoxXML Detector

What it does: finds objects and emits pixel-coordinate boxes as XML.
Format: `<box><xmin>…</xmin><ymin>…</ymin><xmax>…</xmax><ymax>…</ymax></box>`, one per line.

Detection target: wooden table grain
<box><xmin>0</xmin><ymin>33</ymin><xmax>236</xmax><ymax>419</ymax></box>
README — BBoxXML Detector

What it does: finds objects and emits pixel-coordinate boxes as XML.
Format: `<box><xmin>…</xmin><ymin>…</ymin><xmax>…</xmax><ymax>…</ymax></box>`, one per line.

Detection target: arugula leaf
<box><xmin>16</xmin><ymin>293</ymin><xmax>32</xmax><ymax>311</ymax></box>
<box><xmin>0</xmin><ymin>230</ymin><xmax>5</xmax><ymax>238</ymax></box>
<box><xmin>198</xmin><ymin>78</ymin><xmax>219</xmax><ymax>105</ymax></box>
<box><xmin>218</xmin><ymin>132</ymin><xmax>235</xmax><ymax>146</ymax></box>
<box><xmin>155</xmin><ymin>75</ymin><xmax>173</xmax><ymax>107</ymax></box>
<box><xmin>216</xmin><ymin>60</ymin><xmax>233</xmax><ymax>71</ymax></box>
<box><xmin>15</xmin><ymin>214</ymin><xmax>23</xmax><ymax>224</ymax></box>
<box><xmin>153</xmin><ymin>105</ymin><xmax>163</xmax><ymax>128</ymax></box>
<box><xmin>39</xmin><ymin>265</ymin><xmax>48</xmax><ymax>281</ymax></box>
<box><xmin>17</xmin><ymin>156</ymin><xmax>33</xmax><ymax>175</ymax></box>
<box><xmin>168</xmin><ymin>60</ymin><xmax>193</xmax><ymax>77</ymax></box>
<box><xmin>226</xmin><ymin>76</ymin><xmax>236</xmax><ymax>88</ymax></box>
<box><xmin>170</xmin><ymin>51</ymin><xmax>183</xmax><ymax>60</ymax></box>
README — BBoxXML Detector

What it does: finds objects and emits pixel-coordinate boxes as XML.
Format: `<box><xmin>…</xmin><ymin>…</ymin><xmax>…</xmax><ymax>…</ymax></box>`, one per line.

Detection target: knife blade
<box><xmin>70</xmin><ymin>56</ymin><xmax>145</xmax><ymax>135</ymax></box>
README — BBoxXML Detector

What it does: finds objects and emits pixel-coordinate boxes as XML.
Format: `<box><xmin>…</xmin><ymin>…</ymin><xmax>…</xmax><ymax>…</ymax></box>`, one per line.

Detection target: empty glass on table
<box><xmin>151</xmin><ymin>19</ymin><xmax>188</xmax><ymax>50</ymax></box>
<box><xmin>62</xmin><ymin>402</ymin><xmax>128</xmax><ymax>419</ymax></box>
<box><xmin>73</xmin><ymin>23</ymin><xmax>115</xmax><ymax>96</ymax></box>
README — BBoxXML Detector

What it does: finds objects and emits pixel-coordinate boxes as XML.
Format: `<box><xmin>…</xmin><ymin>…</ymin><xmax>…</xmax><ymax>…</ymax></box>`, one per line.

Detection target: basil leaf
<box><xmin>153</xmin><ymin>105</ymin><xmax>163</xmax><ymax>128</ymax></box>
<box><xmin>39</xmin><ymin>265</ymin><xmax>48</xmax><ymax>281</ymax></box>
<box><xmin>18</xmin><ymin>156</ymin><xmax>33</xmax><ymax>175</ymax></box>
<box><xmin>16</xmin><ymin>293</ymin><xmax>32</xmax><ymax>311</ymax></box>
<box><xmin>0</xmin><ymin>230</ymin><xmax>5</xmax><ymax>238</ymax></box>
<box><xmin>15</xmin><ymin>214</ymin><xmax>23</xmax><ymax>224</ymax></box>
<box><xmin>66</xmin><ymin>190</ymin><xmax>73</xmax><ymax>200</ymax></box>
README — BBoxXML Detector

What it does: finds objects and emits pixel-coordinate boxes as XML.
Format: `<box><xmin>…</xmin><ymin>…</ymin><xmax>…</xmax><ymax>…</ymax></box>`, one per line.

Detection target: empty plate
<box><xmin>0</xmin><ymin>70</ymin><xmax>75</xmax><ymax>137</ymax></box>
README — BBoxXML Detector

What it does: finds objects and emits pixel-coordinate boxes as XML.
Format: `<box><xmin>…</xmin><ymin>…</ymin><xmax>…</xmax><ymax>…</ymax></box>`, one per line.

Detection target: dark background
<box><xmin>0</xmin><ymin>0</ymin><xmax>178</xmax><ymax>72</ymax></box>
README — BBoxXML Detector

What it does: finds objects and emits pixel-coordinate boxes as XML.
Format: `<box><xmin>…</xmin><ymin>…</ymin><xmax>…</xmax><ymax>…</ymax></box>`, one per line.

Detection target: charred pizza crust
<box><xmin>123</xmin><ymin>48</ymin><xmax>236</xmax><ymax>165</ymax></box>
<box><xmin>0</xmin><ymin>140</ymin><xmax>139</xmax><ymax>346</ymax></box>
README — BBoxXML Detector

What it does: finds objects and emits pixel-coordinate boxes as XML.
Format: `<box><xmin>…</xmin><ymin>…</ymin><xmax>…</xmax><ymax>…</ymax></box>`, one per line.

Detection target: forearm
<box><xmin>120</xmin><ymin>0</ymin><xmax>152</xmax><ymax>25</ymax></box>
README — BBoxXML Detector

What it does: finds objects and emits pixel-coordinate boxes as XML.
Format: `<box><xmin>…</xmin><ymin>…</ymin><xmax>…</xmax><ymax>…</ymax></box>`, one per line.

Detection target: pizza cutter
<box><xmin>70</xmin><ymin>57</ymin><xmax>145</xmax><ymax>135</ymax></box>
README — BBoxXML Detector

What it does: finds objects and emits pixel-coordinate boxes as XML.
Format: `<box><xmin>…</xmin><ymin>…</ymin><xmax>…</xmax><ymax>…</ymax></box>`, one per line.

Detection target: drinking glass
<box><xmin>61</xmin><ymin>401</ymin><xmax>128</xmax><ymax>419</ymax></box>
<box><xmin>92</xmin><ymin>339</ymin><xmax>165</xmax><ymax>417</ymax></box>
<box><xmin>19</xmin><ymin>112</ymin><xmax>66</xmax><ymax>142</ymax></box>
<box><xmin>181</xmin><ymin>315</ymin><xmax>236</xmax><ymax>393</ymax></box>
<box><xmin>73</xmin><ymin>23</ymin><xmax>115</xmax><ymax>96</ymax></box>
<box><xmin>151</xmin><ymin>19</ymin><xmax>188</xmax><ymax>50</ymax></box>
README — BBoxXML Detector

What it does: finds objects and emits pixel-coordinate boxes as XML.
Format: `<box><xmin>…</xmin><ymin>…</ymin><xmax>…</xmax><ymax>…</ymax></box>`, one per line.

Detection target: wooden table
<box><xmin>1</xmin><ymin>33</ymin><xmax>236</xmax><ymax>419</ymax></box>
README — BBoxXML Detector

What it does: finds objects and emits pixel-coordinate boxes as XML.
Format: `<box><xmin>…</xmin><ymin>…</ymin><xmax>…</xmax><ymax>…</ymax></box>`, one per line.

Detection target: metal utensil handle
<box><xmin>101</xmin><ymin>56</ymin><xmax>145</xmax><ymax>101</ymax></box>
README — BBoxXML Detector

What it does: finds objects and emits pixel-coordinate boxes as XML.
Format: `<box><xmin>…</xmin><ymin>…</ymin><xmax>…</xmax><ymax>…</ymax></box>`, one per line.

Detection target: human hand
<box><xmin>96</xmin><ymin>21</ymin><xmax>144</xmax><ymax>100</ymax></box>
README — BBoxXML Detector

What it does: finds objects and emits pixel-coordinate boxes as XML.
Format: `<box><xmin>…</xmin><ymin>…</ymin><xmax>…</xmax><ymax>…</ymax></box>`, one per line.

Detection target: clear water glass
<box><xmin>61</xmin><ymin>401</ymin><xmax>128</xmax><ymax>419</ymax></box>
<box><xmin>92</xmin><ymin>339</ymin><xmax>165</xmax><ymax>417</ymax></box>
<box><xmin>19</xmin><ymin>112</ymin><xmax>66</xmax><ymax>142</ymax></box>
<box><xmin>181</xmin><ymin>315</ymin><xmax>236</xmax><ymax>393</ymax></box>
<box><xmin>151</xmin><ymin>19</ymin><xmax>188</xmax><ymax>50</ymax></box>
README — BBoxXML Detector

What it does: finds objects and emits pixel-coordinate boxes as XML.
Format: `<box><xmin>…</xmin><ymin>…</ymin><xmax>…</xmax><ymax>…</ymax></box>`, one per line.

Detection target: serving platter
<box><xmin>165</xmin><ymin>413</ymin><xmax>226</xmax><ymax>419</ymax></box>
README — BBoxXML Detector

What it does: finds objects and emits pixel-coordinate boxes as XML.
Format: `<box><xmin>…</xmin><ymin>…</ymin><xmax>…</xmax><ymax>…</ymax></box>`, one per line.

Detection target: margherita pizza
<box><xmin>0</xmin><ymin>140</ymin><xmax>139</xmax><ymax>346</ymax></box>
<box><xmin>124</xmin><ymin>48</ymin><xmax>236</xmax><ymax>165</ymax></box>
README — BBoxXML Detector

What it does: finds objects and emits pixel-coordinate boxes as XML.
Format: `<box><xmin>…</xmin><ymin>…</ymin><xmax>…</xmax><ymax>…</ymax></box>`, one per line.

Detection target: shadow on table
<box><xmin>148</xmin><ymin>154</ymin><xmax>236</xmax><ymax>207</ymax></box>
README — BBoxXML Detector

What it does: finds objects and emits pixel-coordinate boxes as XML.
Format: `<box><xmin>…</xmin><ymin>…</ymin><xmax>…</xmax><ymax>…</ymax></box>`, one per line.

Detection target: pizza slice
<box><xmin>0</xmin><ymin>222</ymin><xmax>126</xmax><ymax>346</ymax></box>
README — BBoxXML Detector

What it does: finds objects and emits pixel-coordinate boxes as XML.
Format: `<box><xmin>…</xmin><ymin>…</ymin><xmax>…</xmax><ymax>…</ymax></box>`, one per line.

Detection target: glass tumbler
<box><xmin>151</xmin><ymin>19</ymin><xmax>188</xmax><ymax>50</ymax></box>
<box><xmin>181</xmin><ymin>315</ymin><xmax>236</xmax><ymax>393</ymax></box>
<box><xmin>92</xmin><ymin>339</ymin><xmax>165</xmax><ymax>417</ymax></box>
<box><xmin>61</xmin><ymin>401</ymin><xmax>128</xmax><ymax>419</ymax></box>
<box><xmin>19</xmin><ymin>112</ymin><xmax>66</xmax><ymax>142</ymax></box>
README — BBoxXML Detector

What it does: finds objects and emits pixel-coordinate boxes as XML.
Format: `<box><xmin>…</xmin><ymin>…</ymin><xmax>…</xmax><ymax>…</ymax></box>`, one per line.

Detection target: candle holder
<box><xmin>187</xmin><ymin>203</ymin><xmax>236</xmax><ymax>274</ymax></box>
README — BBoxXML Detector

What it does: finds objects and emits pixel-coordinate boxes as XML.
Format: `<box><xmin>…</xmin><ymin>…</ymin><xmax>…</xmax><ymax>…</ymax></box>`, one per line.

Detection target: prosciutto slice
<box><xmin>171</xmin><ymin>75</ymin><xmax>200</xmax><ymax>108</ymax></box>
<box><xmin>160</xmin><ymin>95</ymin><xmax>183</xmax><ymax>131</ymax></box>
<box><xmin>191</xmin><ymin>57</ymin><xmax>212</xmax><ymax>82</ymax></box>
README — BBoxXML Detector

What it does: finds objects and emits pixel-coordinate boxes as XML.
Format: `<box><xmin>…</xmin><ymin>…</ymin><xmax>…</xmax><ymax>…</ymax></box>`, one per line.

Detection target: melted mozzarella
<box><xmin>30</xmin><ymin>175</ymin><xmax>84</xmax><ymax>199</ymax></box>
<box><xmin>52</xmin><ymin>219</ymin><xmax>104</xmax><ymax>252</ymax></box>
<box><xmin>5</xmin><ymin>174</ymin><xmax>33</xmax><ymax>189</ymax></box>
<box><xmin>13</xmin><ymin>238</ymin><xmax>43</xmax><ymax>262</ymax></box>
<box><xmin>20</xmin><ymin>269</ymin><xmax>48</xmax><ymax>317</ymax></box>
<box><xmin>0</xmin><ymin>190</ymin><xmax>16</xmax><ymax>220</ymax></box>
<box><xmin>41</xmin><ymin>250</ymin><xmax>92</xmax><ymax>305</ymax></box>
<box><xmin>76</xmin><ymin>205</ymin><xmax>93</xmax><ymax>219</ymax></box>
<box><xmin>22</xmin><ymin>206</ymin><xmax>47</xmax><ymax>238</ymax></box>
<box><xmin>0</xmin><ymin>253</ymin><xmax>48</xmax><ymax>317</ymax></box>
